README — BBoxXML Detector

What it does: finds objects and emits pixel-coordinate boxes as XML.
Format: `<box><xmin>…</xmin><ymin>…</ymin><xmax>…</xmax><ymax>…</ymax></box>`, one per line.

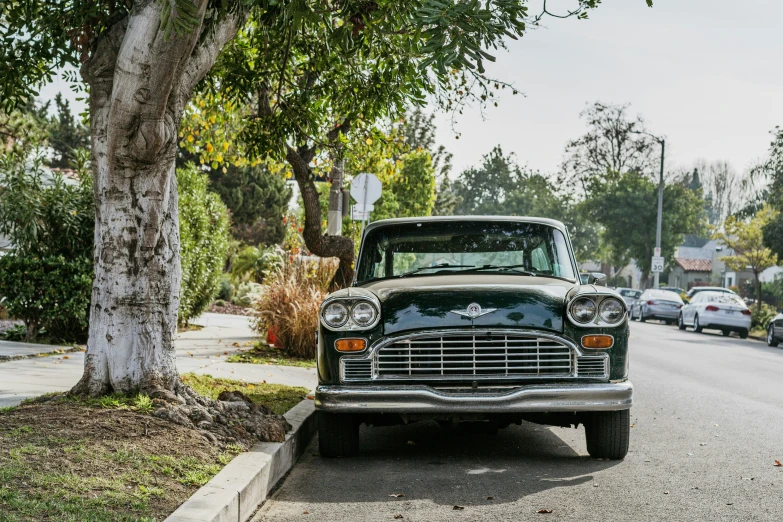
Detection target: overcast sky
<box><xmin>42</xmin><ymin>0</ymin><xmax>782</xmax><ymax>178</ymax></box>
<box><xmin>431</xmin><ymin>0</ymin><xmax>783</xmax><ymax>177</ymax></box>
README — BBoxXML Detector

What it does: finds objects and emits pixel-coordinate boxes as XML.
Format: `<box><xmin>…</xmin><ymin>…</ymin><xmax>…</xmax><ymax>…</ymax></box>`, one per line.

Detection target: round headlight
<box><xmin>571</xmin><ymin>297</ymin><xmax>597</xmax><ymax>324</ymax></box>
<box><xmin>323</xmin><ymin>302</ymin><xmax>349</xmax><ymax>328</ymax></box>
<box><xmin>599</xmin><ymin>298</ymin><xmax>624</xmax><ymax>324</ymax></box>
<box><xmin>351</xmin><ymin>301</ymin><xmax>377</xmax><ymax>327</ymax></box>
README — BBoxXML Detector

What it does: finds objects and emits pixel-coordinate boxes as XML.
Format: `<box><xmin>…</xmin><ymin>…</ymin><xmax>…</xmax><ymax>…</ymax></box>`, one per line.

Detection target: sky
<box><xmin>41</xmin><ymin>0</ymin><xmax>783</xmax><ymax>179</ymax></box>
<box><xmin>430</xmin><ymin>0</ymin><xmax>783</xmax><ymax>177</ymax></box>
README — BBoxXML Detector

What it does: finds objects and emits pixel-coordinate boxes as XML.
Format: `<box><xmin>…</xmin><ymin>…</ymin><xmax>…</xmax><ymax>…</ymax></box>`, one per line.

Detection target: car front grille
<box><xmin>339</xmin><ymin>331</ymin><xmax>611</xmax><ymax>382</ymax></box>
<box><xmin>376</xmin><ymin>332</ymin><xmax>573</xmax><ymax>379</ymax></box>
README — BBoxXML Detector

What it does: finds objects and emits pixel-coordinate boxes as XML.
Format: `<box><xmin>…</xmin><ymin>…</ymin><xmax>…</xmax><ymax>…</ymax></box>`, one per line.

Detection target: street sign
<box><xmin>351</xmin><ymin>204</ymin><xmax>374</xmax><ymax>221</ymax></box>
<box><xmin>651</xmin><ymin>256</ymin><xmax>665</xmax><ymax>273</ymax></box>
<box><xmin>653</xmin><ymin>247</ymin><xmax>661</xmax><ymax>257</ymax></box>
<box><xmin>350</xmin><ymin>173</ymin><xmax>382</xmax><ymax>206</ymax></box>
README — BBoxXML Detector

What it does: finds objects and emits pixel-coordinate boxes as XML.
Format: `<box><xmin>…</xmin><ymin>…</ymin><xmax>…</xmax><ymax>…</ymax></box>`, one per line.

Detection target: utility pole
<box><xmin>653</xmin><ymin>139</ymin><xmax>665</xmax><ymax>289</ymax></box>
<box><xmin>327</xmin><ymin>159</ymin><xmax>344</xmax><ymax>236</ymax></box>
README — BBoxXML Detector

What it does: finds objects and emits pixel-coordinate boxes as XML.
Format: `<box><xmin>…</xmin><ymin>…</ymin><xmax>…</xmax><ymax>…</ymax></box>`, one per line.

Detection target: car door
<box><xmin>684</xmin><ymin>293</ymin><xmax>701</xmax><ymax>324</ymax></box>
<box><xmin>637</xmin><ymin>290</ymin><xmax>649</xmax><ymax>317</ymax></box>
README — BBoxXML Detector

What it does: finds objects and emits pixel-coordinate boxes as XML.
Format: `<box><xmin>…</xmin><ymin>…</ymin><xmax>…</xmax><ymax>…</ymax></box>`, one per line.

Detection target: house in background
<box><xmin>670</xmin><ymin>257</ymin><xmax>712</xmax><ymax>290</ymax></box>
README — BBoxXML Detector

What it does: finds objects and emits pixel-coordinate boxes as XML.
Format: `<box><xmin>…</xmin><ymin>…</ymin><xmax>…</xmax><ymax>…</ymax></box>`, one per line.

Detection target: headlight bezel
<box><xmin>568</xmin><ymin>294</ymin><xmax>627</xmax><ymax>328</ymax></box>
<box><xmin>320</xmin><ymin>295</ymin><xmax>381</xmax><ymax>331</ymax></box>
<box><xmin>570</xmin><ymin>297</ymin><xmax>597</xmax><ymax>324</ymax></box>
<box><xmin>598</xmin><ymin>297</ymin><xmax>625</xmax><ymax>324</ymax></box>
<box><xmin>322</xmin><ymin>301</ymin><xmax>349</xmax><ymax>328</ymax></box>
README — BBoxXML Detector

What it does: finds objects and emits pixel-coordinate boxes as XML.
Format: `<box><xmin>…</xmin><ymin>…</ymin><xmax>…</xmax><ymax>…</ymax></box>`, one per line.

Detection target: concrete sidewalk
<box><xmin>0</xmin><ymin>313</ymin><xmax>317</xmax><ymax>407</ymax></box>
<box><xmin>0</xmin><ymin>340</ymin><xmax>80</xmax><ymax>361</ymax></box>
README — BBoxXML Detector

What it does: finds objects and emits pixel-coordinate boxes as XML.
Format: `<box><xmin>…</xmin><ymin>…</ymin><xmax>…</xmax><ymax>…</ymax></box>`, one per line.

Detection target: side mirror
<box><xmin>590</xmin><ymin>272</ymin><xmax>607</xmax><ymax>285</ymax></box>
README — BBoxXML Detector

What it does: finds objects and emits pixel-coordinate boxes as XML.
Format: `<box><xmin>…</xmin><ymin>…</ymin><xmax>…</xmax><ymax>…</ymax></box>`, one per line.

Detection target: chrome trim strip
<box><xmin>316</xmin><ymin>381</ymin><xmax>633</xmax><ymax>413</ymax></box>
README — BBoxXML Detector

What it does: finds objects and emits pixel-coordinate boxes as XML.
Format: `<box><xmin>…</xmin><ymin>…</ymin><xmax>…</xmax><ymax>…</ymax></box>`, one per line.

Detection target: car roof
<box><xmin>364</xmin><ymin>216</ymin><xmax>568</xmax><ymax>234</ymax></box>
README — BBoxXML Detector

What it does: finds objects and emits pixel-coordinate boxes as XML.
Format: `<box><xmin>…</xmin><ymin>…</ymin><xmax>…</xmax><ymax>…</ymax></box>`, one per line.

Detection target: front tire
<box><xmin>318</xmin><ymin>412</ymin><xmax>360</xmax><ymax>458</ymax></box>
<box><xmin>639</xmin><ymin>308</ymin><xmax>647</xmax><ymax>322</ymax></box>
<box><xmin>739</xmin><ymin>329</ymin><xmax>748</xmax><ymax>340</ymax></box>
<box><xmin>722</xmin><ymin>329</ymin><xmax>731</xmax><ymax>337</ymax></box>
<box><xmin>769</xmin><ymin>325</ymin><xmax>780</xmax><ymax>347</ymax></box>
<box><xmin>693</xmin><ymin>314</ymin><xmax>703</xmax><ymax>333</ymax></box>
<box><xmin>678</xmin><ymin>313</ymin><xmax>686</xmax><ymax>330</ymax></box>
<box><xmin>585</xmin><ymin>409</ymin><xmax>630</xmax><ymax>460</ymax></box>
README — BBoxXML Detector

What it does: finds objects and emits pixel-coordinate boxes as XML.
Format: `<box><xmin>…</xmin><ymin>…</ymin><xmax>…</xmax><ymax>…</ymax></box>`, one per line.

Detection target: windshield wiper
<box><xmin>460</xmin><ymin>264</ymin><xmax>537</xmax><ymax>276</ymax></box>
<box><xmin>397</xmin><ymin>263</ymin><xmax>475</xmax><ymax>278</ymax></box>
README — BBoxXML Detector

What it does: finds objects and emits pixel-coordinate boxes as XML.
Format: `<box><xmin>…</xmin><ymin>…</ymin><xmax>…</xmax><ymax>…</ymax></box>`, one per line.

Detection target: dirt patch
<box><xmin>226</xmin><ymin>341</ymin><xmax>316</xmax><ymax>368</ymax></box>
<box><xmin>0</xmin><ymin>401</ymin><xmax>240</xmax><ymax>521</ymax></box>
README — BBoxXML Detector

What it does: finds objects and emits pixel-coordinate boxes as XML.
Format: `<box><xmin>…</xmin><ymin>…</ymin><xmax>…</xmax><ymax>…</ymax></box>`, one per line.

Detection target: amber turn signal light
<box><xmin>335</xmin><ymin>338</ymin><xmax>367</xmax><ymax>352</ymax></box>
<box><xmin>581</xmin><ymin>334</ymin><xmax>613</xmax><ymax>349</ymax></box>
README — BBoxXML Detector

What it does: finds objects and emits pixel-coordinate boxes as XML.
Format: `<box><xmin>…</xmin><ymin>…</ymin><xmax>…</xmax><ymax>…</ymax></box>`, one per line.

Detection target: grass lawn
<box><xmin>227</xmin><ymin>341</ymin><xmax>316</xmax><ymax>368</ymax></box>
<box><xmin>0</xmin><ymin>374</ymin><xmax>307</xmax><ymax>522</ymax></box>
<box><xmin>750</xmin><ymin>327</ymin><xmax>767</xmax><ymax>339</ymax></box>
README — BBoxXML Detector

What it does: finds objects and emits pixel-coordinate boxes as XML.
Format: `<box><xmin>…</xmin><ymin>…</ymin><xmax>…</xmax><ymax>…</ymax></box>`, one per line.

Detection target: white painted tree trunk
<box><xmin>73</xmin><ymin>2</ymin><xmax>245</xmax><ymax>396</ymax></box>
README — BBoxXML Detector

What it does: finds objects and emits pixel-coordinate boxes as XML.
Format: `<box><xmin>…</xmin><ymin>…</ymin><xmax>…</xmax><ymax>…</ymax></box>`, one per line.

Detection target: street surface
<box><xmin>0</xmin><ymin>314</ymin><xmax>316</xmax><ymax>406</ymax></box>
<box><xmin>255</xmin><ymin>321</ymin><xmax>783</xmax><ymax>522</ymax></box>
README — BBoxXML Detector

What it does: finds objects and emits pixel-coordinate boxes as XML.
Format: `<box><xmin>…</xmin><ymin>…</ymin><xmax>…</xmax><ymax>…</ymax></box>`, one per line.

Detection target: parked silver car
<box><xmin>678</xmin><ymin>291</ymin><xmax>751</xmax><ymax>338</ymax></box>
<box><xmin>630</xmin><ymin>289</ymin><xmax>683</xmax><ymax>324</ymax></box>
<box><xmin>616</xmin><ymin>287</ymin><xmax>642</xmax><ymax>308</ymax></box>
<box><xmin>768</xmin><ymin>312</ymin><xmax>783</xmax><ymax>347</ymax></box>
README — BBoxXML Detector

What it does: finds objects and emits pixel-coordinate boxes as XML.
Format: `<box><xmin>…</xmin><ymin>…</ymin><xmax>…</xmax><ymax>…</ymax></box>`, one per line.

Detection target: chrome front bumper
<box><xmin>315</xmin><ymin>381</ymin><xmax>633</xmax><ymax>413</ymax></box>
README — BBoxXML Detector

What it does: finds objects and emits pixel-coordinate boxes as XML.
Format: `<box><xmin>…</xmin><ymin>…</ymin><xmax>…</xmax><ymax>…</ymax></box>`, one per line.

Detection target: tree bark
<box><xmin>286</xmin><ymin>146</ymin><xmax>355</xmax><ymax>290</ymax></box>
<box><xmin>73</xmin><ymin>3</ymin><xmax>245</xmax><ymax>396</ymax></box>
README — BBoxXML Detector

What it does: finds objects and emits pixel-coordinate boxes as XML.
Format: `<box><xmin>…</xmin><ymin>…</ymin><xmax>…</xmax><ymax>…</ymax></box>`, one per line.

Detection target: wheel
<box><xmin>693</xmin><ymin>314</ymin><xmax>703</xmax><ymax>333</ymax></box>
<box><xmin>318</xmin><ymin>412</ymin><xmax>360</xmax><ymax>458</ymax></box>
<box><xmin>585</xmin><ymin>409</ymin><xmax>630</xmax><ymax>460</ymax></box>
<box><xmin>739</xmin><ymin>329</ymin><xmax>748</xmax><ymax>340</ymax></box>
<box><xmin>678</xmin><ymin>313</ymin><xmax>686</xmax><ymax>330</ymax></box>
<box><xmin>722</xmin><ymin>329</ymin><xmax>731</xmax><ymax>337</ymax></box>
<box><xmin>768</xmin><ymin>325</ymin><xmax>780</xmax><ymax>347</ymax></box>
<box><xmin>639</xmin><ymin>308</ymin><xmax>646</xmax><ymax>322</ymax></box>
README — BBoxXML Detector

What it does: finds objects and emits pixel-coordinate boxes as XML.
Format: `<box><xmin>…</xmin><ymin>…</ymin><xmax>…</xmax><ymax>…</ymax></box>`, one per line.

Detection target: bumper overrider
<box><xmin>315</xmin><ymin>381</ymin><xmax>633</xmax><ymax>413</ymax></box>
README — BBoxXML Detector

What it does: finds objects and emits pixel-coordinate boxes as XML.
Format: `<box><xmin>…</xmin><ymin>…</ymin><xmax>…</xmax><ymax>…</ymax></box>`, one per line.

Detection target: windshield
<box><xmin>356</xmin><ymin>221</ymin><xmax>576</xmax><ymax>284</ymax></box>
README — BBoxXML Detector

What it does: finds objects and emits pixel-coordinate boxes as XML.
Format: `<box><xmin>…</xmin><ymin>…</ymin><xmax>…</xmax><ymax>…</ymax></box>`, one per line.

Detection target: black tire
<box><xmin>768</xmin><ymin>326</ymin><xmax>780</xmax><ymax>347</ymax></box>
<box><xmin>639</xmin><ymin>308</ymin><xmax>646</xmax><ymax>322</ymax></box>
<box><xmin>318</xmin><ymin>412</ymin><xmax>360</xmax><ymax>458</ymax></box>
<box><xmin>678</xmin><ymin>313</ymin><xmax>686</xmax><ymax>330</ymax></box>
<box><xmin>722</xmin><ymin>329</ymin><xmax>731</xmax><ymax>337</ymax></box>
<box><xmin>739</xmin><ymin>329</ymin><xmax>748</xmax><ymax>340</ymax></box>
<box><xmin>693</xmin><ymin>315</ymin><xmax>703</xmax><ymax>333</ymax></box>
<box><xmin>585</xmin><ymin>409</ymin><xmax>630</xmax><ymax>460</ymax></box>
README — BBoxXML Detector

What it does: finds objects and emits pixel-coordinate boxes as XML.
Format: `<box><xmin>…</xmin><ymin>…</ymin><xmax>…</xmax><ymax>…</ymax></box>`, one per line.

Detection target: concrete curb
<box><xmin>165</xmin><ymin>398</ymin><xmax>317</xmax><ymax>522</ymax></box>
<box><xmin>0</xmin><ymin>342</ymin><xmax>83</xmax><ymax>363</ymax></box>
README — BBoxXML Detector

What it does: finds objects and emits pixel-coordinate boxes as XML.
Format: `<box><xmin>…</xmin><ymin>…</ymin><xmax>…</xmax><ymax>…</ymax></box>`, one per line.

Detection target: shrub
<box><xmin>752</xmin><ymin>303</ymin><xmax>778</xmax><ymax>330</ymax></box>
<box><xmin>217</xmin><ymin>273</ymin><xmax>234</xmax><ymax>301</ymax></box>
<box><xmin>253</xmin><ymin>258</ymin><xmax>337</xmax><ymax>358</ymax></box>
<box><xmin>178</xmin><ymin>164</ymin><xmax>231</xmax><ymax>325</ymax></box>
<box><xmin>230</xmin><ymin>245</ymin><xmax>284</xmax><ymax>284</ymax></box>
<box><xmin>0</xmin><ymin>255</ymin><xmax>93</xmax><ymax>342</ymax></box>
<box><xmin>232</xmin><ymin>281</ymin><xmax>265</xmax><ymax>307</ymax></box>
<box><xmin>214</xmin><ymin>299</ymin><xmax>227</xmax><ymax>307</ymax></box>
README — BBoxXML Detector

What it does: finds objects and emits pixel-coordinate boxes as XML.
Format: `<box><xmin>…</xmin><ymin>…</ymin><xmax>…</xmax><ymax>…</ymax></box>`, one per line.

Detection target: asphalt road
<box><xmin>254</xmin><ymin>321</ymin><xmax>783</xmax><ymax>522</ymax></box>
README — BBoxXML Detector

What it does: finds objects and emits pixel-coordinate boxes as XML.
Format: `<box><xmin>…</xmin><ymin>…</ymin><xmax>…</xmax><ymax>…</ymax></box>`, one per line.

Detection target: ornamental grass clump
<box><xmin>253</xmin><ymin>257</ymin><xmax>337</xmax><ymax>358</ymax></box>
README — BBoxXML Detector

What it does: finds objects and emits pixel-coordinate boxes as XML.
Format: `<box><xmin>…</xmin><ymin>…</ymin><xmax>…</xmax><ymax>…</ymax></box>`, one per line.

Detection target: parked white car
<box><xmin>678</xmin><ymin>291</ymin><xmax>751</xmax><ymax>338</ymax></box>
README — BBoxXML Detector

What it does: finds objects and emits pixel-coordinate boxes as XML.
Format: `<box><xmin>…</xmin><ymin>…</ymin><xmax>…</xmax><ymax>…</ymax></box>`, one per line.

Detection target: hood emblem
<box><xmin>450</xmin><ymin>302</ymin><xmax>497</xmax><ymax>319</ymax></box>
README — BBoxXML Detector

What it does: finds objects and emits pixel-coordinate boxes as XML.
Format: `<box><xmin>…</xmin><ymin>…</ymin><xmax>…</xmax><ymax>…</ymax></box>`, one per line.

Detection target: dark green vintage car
<box><xmin>315</xmin><ymin>217</ymin><xmax>632</xmax><ymax>459</ymax></box>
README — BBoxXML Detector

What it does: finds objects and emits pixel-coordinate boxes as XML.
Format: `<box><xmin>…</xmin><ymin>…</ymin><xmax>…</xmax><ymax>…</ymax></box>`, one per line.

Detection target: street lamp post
<box><xmin>654</xmin><ymin>138</ymin><xmax>665</xmax><ymax>289</ymax></box>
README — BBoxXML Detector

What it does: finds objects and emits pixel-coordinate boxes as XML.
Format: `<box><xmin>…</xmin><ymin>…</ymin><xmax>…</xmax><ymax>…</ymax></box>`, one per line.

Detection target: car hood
<box><xmin>359</xmin><ymin>274</ymin><xmax>576</xmax><ymax>335</ymax></box>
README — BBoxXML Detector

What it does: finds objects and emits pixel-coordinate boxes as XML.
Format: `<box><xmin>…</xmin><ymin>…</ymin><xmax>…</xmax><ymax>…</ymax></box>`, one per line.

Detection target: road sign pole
<box><xmin>360</xmin><ymin>176</ymin><xmax>369</xmax><ymax>237</ymax></box>
<box><xmin>654</xmin><ymin>139</ymin><xmax>665</xmax><ymax>289</ymax></box>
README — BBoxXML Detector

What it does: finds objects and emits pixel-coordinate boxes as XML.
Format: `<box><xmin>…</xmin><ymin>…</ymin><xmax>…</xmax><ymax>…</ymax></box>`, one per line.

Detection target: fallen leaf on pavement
<box><xmin>664</xmin><ymin>491</ymin><xmax>669</xmax><ymax>495</ymax></box>
<box><xmin>389</xmin><ymin>494</ymin><xmax>405</xmax><ymax>498</ymax></box>
<box><xmin>453</xmin><ymin>506</ymin><xmax>464</xmax><ymax>510</ymax></box>
<box><xmin>775</xmin><ymin>460</ymin><xmax>782</xmax><ymax>467</ymax></box>
<box><xmin>394</xmin><ymin>516</ymin><xmax>403</xmax><ymax>519</ymax></box>
<box><xmin>63</xmin><ymin>356</ymin><xmax>69</xmax><ymax>359</ymax></box>
<box><xmin>307</xmin><ymin>394</ymin><xmax>314</xmax><ymax>400</ymax></box>
<box><xmin>232</xmin><ymin>342</ymin><xmax>240</xmax><ymax>347</ymax></box>
<box><xmin>537</xmin><ymin>509</ymin><xmax>553</xmax><ymax>514</ymax></box>
<box><xmin>407</xmin><ymin>440</ymin><xmax>416</xmax><ymax>446</ymax></box>
<box><xmin>303</xmin><ymin>510</ymin><xmax>310</xmax><ymax>515</ymax></box>
<box><xmin>487</xmin><ymin>496</ymin><xmax>495</xmax><ymax>500</ymax></box>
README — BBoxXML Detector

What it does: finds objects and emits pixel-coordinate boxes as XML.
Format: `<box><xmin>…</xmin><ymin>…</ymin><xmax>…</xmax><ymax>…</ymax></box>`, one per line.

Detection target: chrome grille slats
<box><xmin>341</xmin><ymin>359</ymin><xmax>372</xmax><ymax>381</ymax></box>
<box><xmin>375</xmin><ymin>332</ymin><xmax>574</xmax><ymax>379</ymax></box>
<box><xmin>575</xmin><ymin>355</ymin><xmax>608</xmax><ymax>377</ymax></box>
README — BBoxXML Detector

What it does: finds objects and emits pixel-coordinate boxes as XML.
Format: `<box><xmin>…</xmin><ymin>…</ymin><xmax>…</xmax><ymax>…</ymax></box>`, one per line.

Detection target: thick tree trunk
<box><xmin>286</xmin><ymin>146</ymin><xmax>355</xmax><ymax>290</ymax></box>
<box><xmin>73</xmin><ymin>3</ymin><xmax>244</xmax><ymax>396</ymax></box>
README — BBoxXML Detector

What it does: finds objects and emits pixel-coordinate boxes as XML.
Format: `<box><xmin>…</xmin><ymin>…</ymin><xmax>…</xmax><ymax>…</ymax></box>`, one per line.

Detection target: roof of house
<box><xmin>675</xmin><ymin>257</ymin><xmax>712</xmax><ymax>272</ymax></box>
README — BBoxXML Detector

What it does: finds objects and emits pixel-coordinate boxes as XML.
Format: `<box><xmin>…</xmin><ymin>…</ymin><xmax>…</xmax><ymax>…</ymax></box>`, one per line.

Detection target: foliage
<box><xmin>587</xmin><ymin>171</ymin><xmax>707</xmax><ymax>282</ymax></box>
<box><xmin>559</xmin><ymin>102</ymin><xmax>661</xmax><ymax>197</ymax></box>
<box><xmin>230</xmin><ymin>245</ymin><xmax>284</xmax><ymax>284</ymax></box>
<box><xmin>231</xmin><ymin>281</ymin><xmax>265</xmax><ymax>307</ymax></box>
<box><xmin>226</xmin><ymin>341</ymin><xmax>317</xmax><ymax>368</ymax></box>
<box><xmin>47</xmin><ymin>94</ymin><xmax>90</xmax><ymax>169</ymax></box>
<box><xmin>252</xmin><ymin>258</ymin><xmax>337</xmax><ymax>359</ymax></box>
<box><xmin>217</xmin><ymin>273</ymin><xmax>233</xmax><ymax>302</ymax></box>
<box><xmin>207</xmin><ymin>163</ymin><xmax>292</xmax><ymax>245</ymax></box>
<box><xmin>0</xmin><ymin>255</ymin><xmax>93</xmax><ymax>342</ymax></box>
<box><xmin>0</xmin><ymin>151</ymin><xmax>94</xmax><ymax>259</ymax></box>
<box><xmin>0</xmin><ymin>102</ymin><xmax>49</xmax><ymax>154</ymax></box>
<box><xmin>751</xmin><ymin>303</ymin><xmax>778</xmax><ymax>331</ymax></box>
<box><xmin>713</xmin><ymin>204</ymin><xmax>779</xmax><ymax>312</ymax></box>
<box><xmin>452</xmin><ymin>146</ymin><xmax>522</xmax><ymax>215</ymax></box>
<box><xmin>177</xmin><ymin>164</ymin><xmax>231</xmax><ymax>325</ymax></box>
<box><xmin>0</xmin><ymin>324</ymin><xmax>27</xmax><ymax>342</ymax></box>
<box><xmin>753</xmin><ymin>128</ymin><xmax>783</xmax><ymax>259</ymax></box>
